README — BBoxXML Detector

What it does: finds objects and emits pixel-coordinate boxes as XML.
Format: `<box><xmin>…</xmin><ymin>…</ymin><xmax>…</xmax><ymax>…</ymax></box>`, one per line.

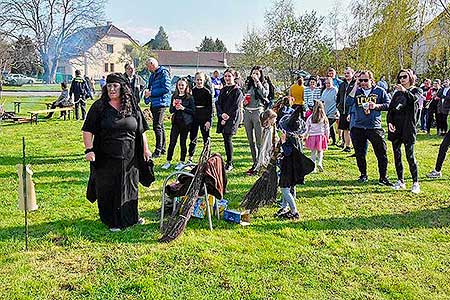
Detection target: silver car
<box><xmin>5</xmin><ymin>74</ymin><xmax>35</xmax><ymax>86</ymax></box>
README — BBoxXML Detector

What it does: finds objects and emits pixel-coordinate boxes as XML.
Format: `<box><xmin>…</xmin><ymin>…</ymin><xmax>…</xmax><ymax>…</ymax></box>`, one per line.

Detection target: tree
<box><xmin>198</xmin><ymin>36</ymin><xmax>227</xmax><ymax>52</ymax></box>
<box><xmin>0</xmin><ymin>0</ymin><xmax>106</xmax><ymax>83</ymax></box>
<box><xmin>237</xmin><ymin>0</ymin><xmax>333</xmax><ymax>88</ymax></box>
<box><xmin>9</xmin><ymin>36</ymin><xmax>42</xmax><ymax>76</ymax></box>
<box><xmin>145</xmin><ymin>26</ymin><xmax>172</xmax><ymax>50</ymax></box>
<box><xmin>118</xmin><ymin>43</ymin><xmax>157</xmax><ymax>81</ymax></box>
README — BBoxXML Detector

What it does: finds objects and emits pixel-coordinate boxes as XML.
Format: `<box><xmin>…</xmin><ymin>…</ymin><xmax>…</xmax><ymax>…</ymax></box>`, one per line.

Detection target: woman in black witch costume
<box><xmin>82</xmin><ymin>73</ymin><xmax>151</xmax><ymax>232</ymax></box>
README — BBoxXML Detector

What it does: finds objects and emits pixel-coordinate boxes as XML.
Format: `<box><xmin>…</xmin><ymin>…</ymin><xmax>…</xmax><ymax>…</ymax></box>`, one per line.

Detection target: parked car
<box><xmin>5</xmin><ymin>74</ymin><xmax>35</xmax><ymax>86</ymax></box>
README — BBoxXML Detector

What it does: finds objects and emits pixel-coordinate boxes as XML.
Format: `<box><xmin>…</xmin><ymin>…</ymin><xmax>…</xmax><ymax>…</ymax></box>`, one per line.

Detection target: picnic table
<box><xmin>14</xmin><ymin>101</ymin><xmax>52</xmax><ymax>113</ymax></box>
<box><xmin>28</xmin><ymin>107</ymin><xmax>74</xmax><ymax>125</ymax></box>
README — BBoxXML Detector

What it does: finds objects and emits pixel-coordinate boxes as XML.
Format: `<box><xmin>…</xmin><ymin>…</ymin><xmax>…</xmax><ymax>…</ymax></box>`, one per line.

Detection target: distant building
<box><xmin>412</xmin><ymin>12</ymin><xmax>450</xmax><ymax>75</ymax></box>
<box><xmin>57</xmin><ymin>22</ymin><xmax>137</xmax><ymax>81</ymax></box>
<box><xmin>150</xmin><ymin>50</ymin><xmax>240</xmax><ymax>77</ymax></box>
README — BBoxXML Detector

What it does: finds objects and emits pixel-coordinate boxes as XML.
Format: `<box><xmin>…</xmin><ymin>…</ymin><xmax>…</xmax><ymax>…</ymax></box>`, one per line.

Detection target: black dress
<box><xmin>82</xmin><ymin>100</ymin><xmax>149</xmax><ymax>229</ymax></box>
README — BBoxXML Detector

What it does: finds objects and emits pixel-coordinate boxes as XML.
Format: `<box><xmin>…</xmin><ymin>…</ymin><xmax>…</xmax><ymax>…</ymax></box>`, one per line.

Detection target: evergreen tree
<box><xmin>145</xmin><ymin>26</ymin><xmax>172</xmax><ymax>50</ymax></box>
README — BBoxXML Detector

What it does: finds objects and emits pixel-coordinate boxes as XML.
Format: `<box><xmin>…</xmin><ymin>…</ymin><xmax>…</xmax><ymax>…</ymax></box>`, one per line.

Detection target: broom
<box><xmin>241</xmin><ymin>128</ymin><xmax>280</xmax><ymax>213</ymax></box>
<box><xmin>159</xmin><ymin>138</ymin><xmax>211</xmax><ymax>243</ymax></box>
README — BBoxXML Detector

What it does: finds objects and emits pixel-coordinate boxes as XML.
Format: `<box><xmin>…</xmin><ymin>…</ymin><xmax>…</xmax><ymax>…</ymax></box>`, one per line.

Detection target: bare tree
<box><xmin>0</xmin><ymin>0</ymin><xmax>105</xmax><ymax>83</ymax></box>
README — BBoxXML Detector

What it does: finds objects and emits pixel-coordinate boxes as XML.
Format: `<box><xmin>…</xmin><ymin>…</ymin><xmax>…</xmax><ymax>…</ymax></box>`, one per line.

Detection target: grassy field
<box><xmin>0</xmin><ymin>96</ymin><xmax>449</xmax><ymax>300</ymax></box>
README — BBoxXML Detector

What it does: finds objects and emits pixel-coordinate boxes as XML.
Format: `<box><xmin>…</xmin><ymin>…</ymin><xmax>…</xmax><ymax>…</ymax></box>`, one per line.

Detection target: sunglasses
<box><xmin>358</xmin><ymin>79</ymin><xmax>369</xmax><ymax>83</ymax></box>
<box><xmin>398</xmin><ymin>75</ymin><xmax>408</xmax><ymax>80</ymax></box>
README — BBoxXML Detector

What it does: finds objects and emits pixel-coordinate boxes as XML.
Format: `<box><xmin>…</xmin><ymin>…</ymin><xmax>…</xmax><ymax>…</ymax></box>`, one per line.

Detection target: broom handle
<box><xmin>22</xmin><ymin>137</ymin><xmax>29</xmax><ymax>251</ymax></box>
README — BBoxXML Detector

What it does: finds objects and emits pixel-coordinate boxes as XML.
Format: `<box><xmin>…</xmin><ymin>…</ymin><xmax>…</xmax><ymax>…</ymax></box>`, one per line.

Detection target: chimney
<box><xmin>107</xmin><ymin>21</ymin><xmax>112</xmax><ymax>26</ymax></box>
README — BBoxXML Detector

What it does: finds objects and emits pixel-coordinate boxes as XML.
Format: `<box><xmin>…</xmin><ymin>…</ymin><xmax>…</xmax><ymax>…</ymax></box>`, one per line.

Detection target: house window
<box><xmin>110</xmin><ymin>63</ymin><xmax>114</xmax><ymax>72</ymax></box>
<box><xmin>107</xmin><ymin>44</ymin><xmax>114</xmax><ymax>53</ymax></box>
<box><xmin>104</xmin><ymin>63</ymin><xmax>109</xmax><ymax>72</ymax></box>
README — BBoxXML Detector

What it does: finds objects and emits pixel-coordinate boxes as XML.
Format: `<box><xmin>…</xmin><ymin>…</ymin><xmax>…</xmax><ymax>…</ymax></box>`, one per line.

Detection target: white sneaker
<box><xmin>411</xmin><ymin>182</ymin><xmax>420</xmax><ymax>194</ymax></box>
<box><xmin>109</xmin><ymin>228</ymin><xmax>121</xmax><ymax>232</ymax></box>
<box><xmin>427</xmin><ymin>170</ymin><xmax>442</xmax><ymax>178</ymax></box>
<box><xmin>175</xmin><ymin>161</ymin><xmax>185</xmax><ymax>170</ymax></box>
<box><xmin>162</xmin><ymin>161</ymin><xmax>171</xmax><ymax>169</ymax></box>
<box><xmin>392</xmin><ymin>180</ymin><xmax>406</xmax><ymax>190</ymax></box>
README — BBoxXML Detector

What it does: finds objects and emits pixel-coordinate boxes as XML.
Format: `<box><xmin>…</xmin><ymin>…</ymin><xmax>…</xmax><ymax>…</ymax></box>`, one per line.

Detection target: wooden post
<box><xmin>22</xmin><ymin>137</ymin><xmax>29</xmax><ymax>251</ymax></box>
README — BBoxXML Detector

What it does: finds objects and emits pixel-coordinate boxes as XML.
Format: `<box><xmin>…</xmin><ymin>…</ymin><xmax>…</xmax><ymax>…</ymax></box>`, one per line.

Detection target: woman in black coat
<box><xmin>216</xmin><ymin>68</ymin><xmax>244</xmax><ymax>172</ymax></box>
<box><xmin>82</xmin><ymin>73</ymin><xmax>151</xmax><ymax>231</ymax></box>
<box><xmin>387</xmin><ymin>69</ymin><xmax>421</xmax><ymax>194</ymax></box>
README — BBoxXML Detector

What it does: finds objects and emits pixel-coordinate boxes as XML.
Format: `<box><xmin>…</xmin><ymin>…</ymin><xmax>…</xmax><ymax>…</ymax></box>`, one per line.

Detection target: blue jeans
<box><xmin>280</xmin><ymin>187</ymin><xmax>297</xmax><ymax>213</ymax></box>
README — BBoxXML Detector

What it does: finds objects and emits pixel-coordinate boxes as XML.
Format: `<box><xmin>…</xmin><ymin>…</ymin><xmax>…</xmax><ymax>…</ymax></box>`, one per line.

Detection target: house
<box><xmin>150</xmin><ymin>50</ymin><xmax>240</xmax><ymax>77</ymax></box>
<box><xmin>57</xmin><ymin>22</ymin><xmax>137</xmax><ymax>81</ymax></box>
<box><xmin>412</xmin><ymin>11</ymin><xmax>450</xmax><ymax>75</ymax></box>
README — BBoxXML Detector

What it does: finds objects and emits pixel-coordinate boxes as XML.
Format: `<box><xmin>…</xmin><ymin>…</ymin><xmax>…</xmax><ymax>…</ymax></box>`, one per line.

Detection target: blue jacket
<box><xmin>346</xmin><ymin>85</ymin><xmax>390</xmax><ymax>129</ymax></box>
<box><xmin>144</xmin><ymin>66</ymin><xmax>171</xmax><ymax>108</ymax></box>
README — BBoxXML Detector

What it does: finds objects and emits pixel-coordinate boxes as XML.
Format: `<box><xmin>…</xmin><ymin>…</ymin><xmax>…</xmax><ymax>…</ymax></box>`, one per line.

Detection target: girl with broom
<box><xmin>275</xmin><ymin>108</ymin><xmax>314</xmax><ymax>220</ymax></box>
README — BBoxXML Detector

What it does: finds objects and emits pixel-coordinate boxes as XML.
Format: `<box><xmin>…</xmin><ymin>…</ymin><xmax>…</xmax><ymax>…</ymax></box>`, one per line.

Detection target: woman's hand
<box><xmin>346</xmin><ymin>114</ymin><xmax>351</xmax><ymax>122</ymax></box>
<box><xmin>205</xmin><ymin>121</ymin><xmax>211</xmax><ymax>131</ymax></box>
<box><xmin>221</xmin><ymin>113</ymin><xmax>229</xmax><ymax>120</ymax></box>
<box><xmin>396</xmin><ymin>84</ymin><xmax>406</xmax><ymax>92</ymax></box>
<box><xmin>252</xmin><ymin>74</ymin><xmax>259</xmax><ymax>84</ymax></box>
<box><xmin>280</xmin><ymin>131</ymin><xmax>287</xmax><ymax>143</ymax></box>
<box><xmin>176</xmin><ymin>104</ymin><xmax>185</xmax><ymax>110</ymax></box>
<box><xmin>85</xmin><ymin>152</ymin><xmax>95</xmax><ymax>162</ymax></box>
<box><xmin>388</xmin><ymin>123</ymin><xmax>396</xmax><ymax>133</ymax></box>
<box><xmin>143</xmin><ymin>148</ymin><xmax>152</xmax><ymax>161</ymax></box>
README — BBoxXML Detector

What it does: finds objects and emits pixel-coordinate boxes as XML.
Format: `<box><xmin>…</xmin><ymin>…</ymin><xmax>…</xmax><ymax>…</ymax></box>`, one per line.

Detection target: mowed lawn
<box><xmin>0</xmin><ymin>96</ymin><xmax>449</xmax><ymax>300</ymax></box>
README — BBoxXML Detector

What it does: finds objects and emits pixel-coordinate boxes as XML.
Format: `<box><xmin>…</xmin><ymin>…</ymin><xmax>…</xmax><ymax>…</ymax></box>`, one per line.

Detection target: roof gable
<box><xmin>61</xmin><ymin>24</ymin><xmax>137</xmax><ymax>59</ymax></box>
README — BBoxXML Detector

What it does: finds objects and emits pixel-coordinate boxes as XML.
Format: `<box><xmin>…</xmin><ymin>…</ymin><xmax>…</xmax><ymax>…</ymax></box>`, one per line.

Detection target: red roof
<box><xmin>150</xmin><ymin>50</ymin><xmax>241</xmax><ymax>68</ymax></box>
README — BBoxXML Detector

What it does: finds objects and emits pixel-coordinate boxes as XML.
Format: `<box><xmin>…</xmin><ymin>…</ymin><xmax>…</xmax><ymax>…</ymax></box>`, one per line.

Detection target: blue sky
<box><xmin>106</xmin><ymin>0</ymin><xmax>350</xmax><ymax>51</ymax></box>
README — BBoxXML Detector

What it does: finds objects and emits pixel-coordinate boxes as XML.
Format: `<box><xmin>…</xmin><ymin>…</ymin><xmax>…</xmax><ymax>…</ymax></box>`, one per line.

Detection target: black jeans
<box><xmin>167</xmin><ymin>120</ymin><xmax>190</xmax><ymax>162</ymax></box>
<box><xmin>427</xmin><ymin>102</ymin><xmax>437</xmax><ymax>133</ymax></box>
<box><xmin>437</xmin><ymin>113</ymin><xmax>448</xmax><ymax>133</ymax></box>
<box><xmin>74</xmin><ymin>96</ymin><xmax>86</xmax><ymax>120</ymax></box>
<box><xmin>328</xmin><ymin>118</ymin><xmax>336</xmax><ymax>144</ymax></box>
<box><xmin>151</xmin><ymin>106</ymin><xmax>166</xmax><ymax>154</ymax></box>
<box><xmin>188</xmin><ymin>118</ymin><xmax>210</xmax><ymax>157</ymax></box>
<box><xmin>435</xmin><ymin>130</ymin><xmax>450</xmax><ymax>172</ymax></box>
<box><xmin>351</xmin><ymin>127</ymin><xmax>388</xmax><ymax>178</ymax></box>
<box><xmin>391</xmin><ymin>139</ymin><xmax>418</xmax><ymax>182</ymax></box>
<box><xmin>223</xmin><ymin>133</ymin><xmax>234</xmax><ymax>164</ymax></box>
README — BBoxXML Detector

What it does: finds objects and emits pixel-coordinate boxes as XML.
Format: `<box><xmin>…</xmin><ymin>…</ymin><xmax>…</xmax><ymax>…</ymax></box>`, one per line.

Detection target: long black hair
<box><xmin>246</xmin><ymin>66</ymin><xmax>266</xmax><ymax>90</ymax></box>
<box><xmin>99</xmin><ymin>73</ymin><xmax>134</xmax><ymax>118</ymax></box>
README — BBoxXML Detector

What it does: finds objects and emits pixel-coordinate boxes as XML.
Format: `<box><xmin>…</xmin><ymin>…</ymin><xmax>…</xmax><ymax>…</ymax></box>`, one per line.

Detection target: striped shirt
<box><xmin>304</xmin><ymin>87</ymin><xmax>322</xmax><ymax>109</ymax></box>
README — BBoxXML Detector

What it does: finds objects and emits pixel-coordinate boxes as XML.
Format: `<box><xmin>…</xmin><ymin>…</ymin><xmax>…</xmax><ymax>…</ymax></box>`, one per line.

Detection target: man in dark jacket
<box><xmin>336</xmin><ymin>67</ymin><xmax>356</xmax><ymax>152</ymax></box>
<box><xmin>70</xmin><ymin>69</ymin><xmax>93</xmax><ymax>120</ymax></box>
<box><xmin>124</xmin><ymin>62</ymin><xmax>146</xmax><ymax>104</ymax></box>
<box><xmin>144</xmin><ymin>58</ymin><xmax>171</xmax><ymax>158</ymax></box>
<box><xmin>346</xmin><ymin>70</ymin><xmax>392</xmax><ymax>185</ymax></box>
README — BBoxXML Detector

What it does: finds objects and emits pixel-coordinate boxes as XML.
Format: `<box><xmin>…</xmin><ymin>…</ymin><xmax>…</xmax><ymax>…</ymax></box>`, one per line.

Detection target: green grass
<box><xmin>0</xmin><ymin>96</ymin><xmax>449</xmax><ymax>299</ymax></box>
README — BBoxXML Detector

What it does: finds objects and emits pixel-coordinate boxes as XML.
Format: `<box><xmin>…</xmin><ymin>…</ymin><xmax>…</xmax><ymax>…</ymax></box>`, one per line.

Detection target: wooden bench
<box><xmin>28</xmin><ymin>107</ymin><xmax>74</xmax><ymax>124</ymax></box>
<box><xmin>14</xmin><ymin>101</ymin><xmax>54</xmax><ymax>113</ymax></box>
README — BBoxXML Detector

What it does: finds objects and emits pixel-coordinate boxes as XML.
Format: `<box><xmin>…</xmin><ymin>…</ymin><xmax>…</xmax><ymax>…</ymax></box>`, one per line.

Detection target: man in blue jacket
<box><xmin>346</xmin><ymin>70</ymin><xmax>392</xmax><ymax>185</ymax></box>
<box><xmin>144</xmin><ymin>58</ymin><xmax>171</xmax><ymax>158</ymax></box>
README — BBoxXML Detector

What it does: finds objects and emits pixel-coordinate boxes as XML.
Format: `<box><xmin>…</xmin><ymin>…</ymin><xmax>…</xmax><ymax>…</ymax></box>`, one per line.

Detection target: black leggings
<box><xmin>188</xmin><ymin>118</ymin><xmax>210</xmax><ymax>157</ymax></box>
<box><xmin>223</xmin><ymin>133</ymin><xmax>234</xmax><ymax>163</ymax></box>
<box><xmin>391</xmin><ymin>140</ymin><xmax>418</xmax><ymax>182</ymax></box>
<box><xmin>167</xmin><ymin>121</ymin><xmax>190</xmax><ymax>162</ymax></box>
<box><xmin>328</xmin><ymin>118</ymin><xmax>336</xmax><ymax>144</ymax></box>
<box><xmin>437</xmin><ymin>113</ymin><xmax>448</xmax><ymax>133</ymax></box>
<box><xmin>435</xmin><ymin>130</ymin><xmax>450</xmax><ymax>172</ymax></box>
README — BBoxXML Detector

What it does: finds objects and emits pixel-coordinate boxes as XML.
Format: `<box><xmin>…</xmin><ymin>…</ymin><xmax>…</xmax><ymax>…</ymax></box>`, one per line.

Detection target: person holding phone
<box><xmin>387</xmin><ymin>69</ymin><xmax>421</xmax><ymax>193</ymax></box>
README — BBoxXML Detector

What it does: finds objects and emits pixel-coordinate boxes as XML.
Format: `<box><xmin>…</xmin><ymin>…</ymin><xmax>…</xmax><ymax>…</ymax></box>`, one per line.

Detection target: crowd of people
<box><xmin>79</xmin><ymin>58</ymin><xmax>450</xmax><ymax>229</ymax></box>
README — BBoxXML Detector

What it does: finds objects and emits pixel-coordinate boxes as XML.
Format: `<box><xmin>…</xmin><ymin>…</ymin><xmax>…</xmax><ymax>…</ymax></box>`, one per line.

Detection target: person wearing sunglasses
<box><xmin>346</xmin><ymin>70</ymin><xmax>392</xmax><ymax>185</ymax></box>
<box><xmin>387</xmin><ymin>69</ymin><xmax>421</xmax><ymax>193</ymax></box>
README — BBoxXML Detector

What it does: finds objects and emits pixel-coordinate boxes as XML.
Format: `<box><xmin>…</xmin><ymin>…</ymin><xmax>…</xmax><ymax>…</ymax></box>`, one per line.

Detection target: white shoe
<box><xmin>411</xmin><ymin>182</ymin><xmax>420</xmax><ymax>194</ymax></box>
<box><xmin>175</xmin><ymin>161</ymin><xmax>185</xmax><ymax>170</ymax></box>
<box><xmin>427</xmin><ymin>170</ymin><xmax>442</xmax><ymax>178</ymax></box>
<box><xmin>392</xmin><ymin>180</ymin><xmax>406</xmax><ymax>190</ymax></box>
<box><xmin>109</xmin><ymin>227</ymin><xmax>121</xmax><ymax>232</ymax></box>
<box><xmin>162</xmin><ymin>162</ymin><xmax>171</xmax><ymax>169</ymax></box>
